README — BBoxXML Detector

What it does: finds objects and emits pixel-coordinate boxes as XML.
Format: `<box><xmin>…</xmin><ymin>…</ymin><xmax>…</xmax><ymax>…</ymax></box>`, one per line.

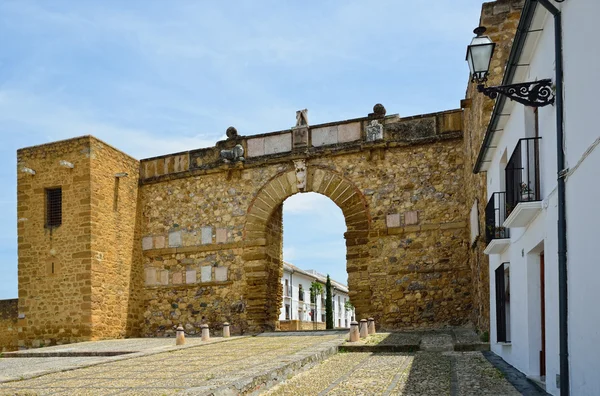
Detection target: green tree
<box><xmin>325</xmin><ymin>275</ymin><xmax>334</xmax><ymax>329</ymax></box>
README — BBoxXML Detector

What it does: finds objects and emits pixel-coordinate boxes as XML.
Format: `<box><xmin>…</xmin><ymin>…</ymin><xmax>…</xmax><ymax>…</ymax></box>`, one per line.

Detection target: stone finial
<box><xmin>201</xmin><ymin>324</ymin><xmax>210</xmax><ymax>341</ymax></box>
<box><xmin>226</xmin><ymin>126</ymin><xmax>238</xmax><ymax>139</ymax></box>
<box><xmin>223</xmin><ymin>322</ymin><xmax>230</xmax><ymax>338</ymax></box>
<box><xmin>373</xmin><ymin>103</ymin><xmax>386</xmax><ymax>117</ymax></box>
<box><xmin>295</xmin><ymin>109</ymin><xmax>308</xmax><ymax>127</ymax></box>
<box><xmin>176</xmin><ymin>325</ymin><xmax>185</xmax><ymax>345</ymax></box>
<box><xmin>349</xmin><ymin>321</ymin><xmax>360</xmax><ymax>342</ymax></box>
<box><xmin>220</xmin><ymin>144</ymin><xmax>245</xmax><ymax>163</ymax></box>
<box><xmin>359</xmin><ymin>319</ymin><xmax>369</xmax><ymax>338</ymax></box>
<box><xmin>367</xmin><ymin>317</ymin><xmax>376</xmax><ymax>335</ymax></box>
<box><xmin>293</xmin><ymin>159</ymin><xmax>307</xmax><ymax>191</ymax></box>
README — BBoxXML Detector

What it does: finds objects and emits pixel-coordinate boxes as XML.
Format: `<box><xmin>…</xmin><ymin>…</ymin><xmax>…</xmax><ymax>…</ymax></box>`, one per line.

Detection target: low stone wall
<box><xmin>278</xmin><ymin>320</ymin><xmax>326</xmax><ymax>331</ymax></box>
<box><xmin>0</xmin><ymin>299</ymin><xmax>18</xmax><ymax>352</ymax></box>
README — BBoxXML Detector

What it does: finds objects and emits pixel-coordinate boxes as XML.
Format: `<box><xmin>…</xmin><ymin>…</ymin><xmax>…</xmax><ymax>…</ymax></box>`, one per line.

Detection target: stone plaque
<box><xmin>366</xmin><ymin>120</ymin><xmax>383</xmax><ymax>142</ymax></box>
<box><xmin>201</xmin><ymin>227</ymin><xmax>213</xmax><ymax>244</ymax></box>
<box><xmin>264</xmin><ymin>133</ymin><xmax>292</xmax><ymax>155</ymax></box>
<box><xmin>215</xmin><ymin>267</ymin><xmax>228</xmax><ymax>282</ymax></box>
<box><xmin>154</xmin><ymin>235</ymin><xmax>165</xmax><ymax>249</ymax></box>
<box><xmin>338</xmin><ymin>122</ymin><xmax>361</xmax><ymax>143</ymax></box>
<box><xmin>186</xmin><ymin>270</ymin><xmax>197</xmax><ymax>284</ymax></box>
<box><xmin>292</xmin><ymin>127</ymin><xmax>308</xmax><ymax>148</ymax></box>
<box><xmin>312</xmin><ymin>126</ymin><xmax>338</xmax><ymax>147</ymax></box>
<box><xmin>201</xmin><ymin>266</ymin><xmax>212</xmax><ymax>282</ymax></box>
<box><xmin>247</xmin><ymin>137</ymin><xmax>265</xmax><ymax>158</ymax></box>
<box><xmin>386</xmin><ymin>213</ymin><xmax>401</xmax><ymax>228</ymax></box>
<box><xmin>168</xmin><ymin>231</ymin><xmax>182</xmax><ymax>247</ymax></box>
<box><xmin>216</xmin><ymin>228</ymin><xmax>227</xmax><ymax>244</ymax></box>
<box><xmin>142</xmin><ymin>236</ymin><xmax>153</xmax><ymax>250</ymax></box>
<box><xmin>172</xmin><ymin>272</ymin><xmax>183</xmax><ymax>285</ymax></box>
<box><xmin>405</xmin><ymin>211</ymin><xmax>419</xmax><ymax>225</ymax></box>
<box><xmin>145</xmin><ymin>268</ymin><xmax>157</xmax><ymax>285</ymax></box>
<box><xmin>160</xmin><ymin>270</ymin><xmax>169</xmax><ymax>285</ymax></box>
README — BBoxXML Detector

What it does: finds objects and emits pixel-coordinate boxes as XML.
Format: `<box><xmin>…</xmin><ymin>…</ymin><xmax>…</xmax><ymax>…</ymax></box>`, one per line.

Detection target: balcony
<box><xmin>504</xmin><ymin>137</ymin><xmax>543</xmax><ymax>228</ymax></box>
<box><xmin>484</xmin><ymin>192</ymin><xmax>510</xmax><ymax>255</ymax></box>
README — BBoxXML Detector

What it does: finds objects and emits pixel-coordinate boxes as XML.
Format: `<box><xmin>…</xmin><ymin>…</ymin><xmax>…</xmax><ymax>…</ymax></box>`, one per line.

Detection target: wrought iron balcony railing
<box><xmin>506</xmin><ymin>137</ymin><xmax>541</xmax><ymax>215</ymax></box>
<box><xmin>485</xmin><ymin>192</ymin><xmax>510</xmax><ymax>243</ymax></box>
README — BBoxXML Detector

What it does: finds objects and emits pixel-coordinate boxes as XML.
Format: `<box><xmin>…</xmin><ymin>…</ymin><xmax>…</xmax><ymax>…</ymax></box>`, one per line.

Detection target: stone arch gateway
<box><xmin>16</xmin><ymin>107</ymin><xmax>473</xmax><ymax>346</ymax></box>
<box><xmin>243</xmin><ymin>166</ymin><xmax>370</xmax><ymax>331</ymax></box>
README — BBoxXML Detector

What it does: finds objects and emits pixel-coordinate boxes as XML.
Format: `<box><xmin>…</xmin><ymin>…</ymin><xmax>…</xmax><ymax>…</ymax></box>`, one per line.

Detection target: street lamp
<box><xmin>466</xmin><ymin>26</ymin><xmax>555</xmax><ymax>107</ymax></box>
<box><xmin>466</xmin><ymin>26</ymin><xmax>495</xmax><ymax>84</ymax></box>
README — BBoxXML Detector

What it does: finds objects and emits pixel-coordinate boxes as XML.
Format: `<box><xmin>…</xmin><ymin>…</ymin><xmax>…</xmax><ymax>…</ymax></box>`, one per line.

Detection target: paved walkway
<box><xmin>0</xmin><ymin>334</ymin><xmax>345</xmax><ymax>395</ymax></box>
<box><xmin>0</xmin><ymin>332</ymin><xmax>547</xmax><ymax>395</ymax></box>
<box><xmin>265</xmin><ymin>351</ymin><xmax>525</xmax><ymax>395</ymax></box>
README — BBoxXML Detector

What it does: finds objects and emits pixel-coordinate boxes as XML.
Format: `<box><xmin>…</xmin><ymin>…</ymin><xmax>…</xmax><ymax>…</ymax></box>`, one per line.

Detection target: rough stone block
<box><xmin>142</xmin><ymin>236</ymin><xmax>153</xmax><ymax>250</ymax></box>
<box><xmin>145</xmin><ymin>268</ymin><xmax>157</xmax><ymax>285</ymax></box>
<box><xmin>405</xmin><ymin>211</ymin><xmax>419</xmax><ymax>225</ymax></box>
<box><xmin>386</xmin><ymin>213</ymin><xmax>401</xmax><ymax>228</ymax></box>
<box><xmin>216</xmin><ymin>228</ymin><xmax>227</xmax><ymax>244</ymax></box>
<box><xmin>201</xmin><ymin>227</ymin><xmax>213</xmax><ymax>244</ymax></box>
<box><xmin>154</xmin><ymin>235</ymin><xmax>165</xmax><ymax>249</ymax></box>
<box><xmin>215</xmin><ymin>267</ymin><xmax>228</xmax><ymax>282</ymax></box>
<box><xmin>337</xmin><ymin>122</ymin><xmax>361</xmax><ymax>143</ymax></box>
<box><xmin>168</xmin><ymin>231</ymin><xmax>182</xmax><ymax>247</ymax></box>
<box><xmin>292</xmin><ymin>127</ymin><xmax>308</xmax><ymax>148</ymax></box>
<box><xmin>247</xmin><ymin>137</ymin><xmax>264</xmax><ymax>158</ymax></box>
<box><xmin>186</xmin><ymin>270</ymin><xmax>196</xmax><ymax>284</ymax></box>
<box><xmin>264</xmin><ymin>133</ymin><xmax>292</xmax><ymax>155</ymax></box>
<box><xmin>160</xmin><ymin>270</ymin><xmax>169</xmax><ymax>285</ymax></box>
<box><xmin>201</xmin><ymin>266</ymin><xmax>212</xmax><ymax>282</ymax></box>
<box><xmin>172</xmin><ymin>272</ymin><xmax>183</xmax><ymax>285</ymax></box>
<box><xmin>312</xmin><ymin>126</ymin><xmax>338</xmax><ymax>147</ymax></box>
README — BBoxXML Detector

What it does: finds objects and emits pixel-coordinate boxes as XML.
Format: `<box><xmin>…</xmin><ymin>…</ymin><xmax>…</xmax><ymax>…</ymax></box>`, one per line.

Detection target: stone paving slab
<box><xmin>0</xmin><ymin>334</ymin><xmax>346</xmax><ymax>395</ymax></box>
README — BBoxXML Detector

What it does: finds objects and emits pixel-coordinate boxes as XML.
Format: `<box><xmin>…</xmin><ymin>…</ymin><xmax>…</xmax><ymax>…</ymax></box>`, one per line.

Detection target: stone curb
<box><xmin>178</xmin><ymin>337</ymin><xmax>346</xmax><ymax>395</ymax></box>
<box><xmin>338</xmin><ymin>344</ymin><xmax>420</xmax><ymax>353</ymax></box>
<box><xmin>0</xmin><ymin>336</ymin><xmax>251</xmax><ymax>384</ymax></box>
<box><xmin>337</xmin><ymin>343</ymin><xmax>488</xmax><ymax>353</ymax></box>
<box><xmin>453</xmin><ymin>342</ymin><xmax>490</xmax><ymax>352</ymax></box>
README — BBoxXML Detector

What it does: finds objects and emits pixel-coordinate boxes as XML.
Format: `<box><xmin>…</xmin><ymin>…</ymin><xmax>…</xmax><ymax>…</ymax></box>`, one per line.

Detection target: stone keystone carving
<box><xmin>293</xmin><ymin>159</ymin><xmax>307</xmax><ymax>191</ymax></box>
<box><xmin>366</xmin><ymin>120</ymin><xmax>384</xmax><ymax>142</ymax></box>
<box><xmin>220</xmin><ymin>144</ymin><xmax>245</xmax><ymax>163</ymax></box>
<box><xmin>295</xmin><ymin>109</ymin><xmax>308</xmax><ymax>127</ymax></box>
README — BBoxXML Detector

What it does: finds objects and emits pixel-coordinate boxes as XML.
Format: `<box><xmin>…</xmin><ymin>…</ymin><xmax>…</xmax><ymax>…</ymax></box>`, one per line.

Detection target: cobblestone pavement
<box><xmin>0</xmin><ymin>334</ymin><xmax>343</xmax><ymax>395</ymax></box>
<box><xmin>265</xmin><ymin>351</ymin><xmax>523</xmax><ymax>396</ymax></box>
<box><xmin>0</xmin><ymin>337</ymin><xmax>245</xmax><ymax>382</ymax></box>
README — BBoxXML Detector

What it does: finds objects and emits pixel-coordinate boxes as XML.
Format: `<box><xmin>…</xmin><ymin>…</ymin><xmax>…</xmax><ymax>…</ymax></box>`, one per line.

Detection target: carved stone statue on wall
<box><xmin>295</xmin><ymin>109</ymin><xmax>308</xmax><ymax>127</ymax></box>
<box><xmin>293</xmin><ymin>159</ymin><xmax>307</xmax><ymax>191</ymax></box>
<box><xmin>220</xmin><ymin>144</ymin><xmax>245</xmax><ymax>163</ymax></box>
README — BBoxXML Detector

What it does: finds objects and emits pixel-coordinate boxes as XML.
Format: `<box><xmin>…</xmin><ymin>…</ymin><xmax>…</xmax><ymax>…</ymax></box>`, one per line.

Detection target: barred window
<box><xmin>46</xmin><ymin>188</ymin><xmax>62</xmax><ymax>228</ymax></box>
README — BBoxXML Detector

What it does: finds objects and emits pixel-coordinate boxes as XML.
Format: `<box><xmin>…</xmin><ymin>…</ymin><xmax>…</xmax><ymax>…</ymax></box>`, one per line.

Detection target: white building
<box><xmin>471</xmin><ymin>1</ymin><xmax>600</xmax><ymax>395</ymax></box>
<box><xmin>279</xmin><ymin>262</ymin><xmax>354</xmax><ymax>328</ymax></box>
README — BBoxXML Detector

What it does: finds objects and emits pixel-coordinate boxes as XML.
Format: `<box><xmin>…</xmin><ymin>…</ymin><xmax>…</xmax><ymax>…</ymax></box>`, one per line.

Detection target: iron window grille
<box><xmin>485</xmin><ymin>192</ymin><xmax>510</xmax><ymax>243</ymax></box>
<box><xmin>46</xmin><ymin>188</ymin><xmax>62</xmax><ymax>228</ymax></box>
<box><xmin>505</xmin><ymin>137</ymin><xmax>541</xmax><ymax>215</ymax></box>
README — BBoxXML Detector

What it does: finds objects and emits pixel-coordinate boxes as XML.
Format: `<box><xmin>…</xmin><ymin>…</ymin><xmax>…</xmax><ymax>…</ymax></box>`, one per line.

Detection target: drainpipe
<box><xmin>535</xmin><ymin>0</ymin><xmax>568</xmax><ymax>394</ymax></box>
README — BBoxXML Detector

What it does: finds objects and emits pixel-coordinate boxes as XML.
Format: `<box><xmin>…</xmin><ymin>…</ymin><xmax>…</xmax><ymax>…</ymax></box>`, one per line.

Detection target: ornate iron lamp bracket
<box><xmin>477</xmin><ymin>79</ymin><xmax>555</xmax><ymax>107</ymax></box>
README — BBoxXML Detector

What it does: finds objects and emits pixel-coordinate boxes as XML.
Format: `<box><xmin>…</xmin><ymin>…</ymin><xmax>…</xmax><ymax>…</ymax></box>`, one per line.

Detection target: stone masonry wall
<box><xmin>462</xmin><ymin>0</ymin><xmax>524</xmax><ymax>332</ymax></box>
<box><xmin>89</xmin><ymin>139</ymin><xmax>142</xmax><ymax>340</ymax></box>
<box><xmin>0</xmin><ymin>299</ymin><xmax>18</xmax><ymax>352</ymax></box>
<box><xmin>138</xmin><ymin>109</ymin><xmax>472</xmax><ymax>333</ymax></box>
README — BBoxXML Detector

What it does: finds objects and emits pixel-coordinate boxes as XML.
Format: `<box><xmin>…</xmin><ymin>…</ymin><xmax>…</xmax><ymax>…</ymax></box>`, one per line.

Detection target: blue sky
<box><xmin>0</xmin><ymin>1</ymin><xmax>483</xmax><ymax>298</ymax></box>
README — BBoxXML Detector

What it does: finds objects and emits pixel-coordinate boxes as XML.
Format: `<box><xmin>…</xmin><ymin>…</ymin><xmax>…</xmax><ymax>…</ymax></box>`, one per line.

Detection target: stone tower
<box><xmin>16</xmin><ymin>136</ymin><xmax>142</xmax><ymax>347</ymax></box>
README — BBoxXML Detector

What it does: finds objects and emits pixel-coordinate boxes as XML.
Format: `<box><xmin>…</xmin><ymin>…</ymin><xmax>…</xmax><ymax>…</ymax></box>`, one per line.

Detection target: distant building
<box><xmin>279</xmin><ymin>262</ymin><xmax>353</xmax><ymax>329</ymax></box>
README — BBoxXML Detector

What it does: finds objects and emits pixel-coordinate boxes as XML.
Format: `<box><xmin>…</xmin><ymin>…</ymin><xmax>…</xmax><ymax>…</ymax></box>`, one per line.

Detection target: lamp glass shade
<box><xmin>466</xmin><ymin>35</ymin><xmax>495</xmax><ymax>83</ymax></box>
